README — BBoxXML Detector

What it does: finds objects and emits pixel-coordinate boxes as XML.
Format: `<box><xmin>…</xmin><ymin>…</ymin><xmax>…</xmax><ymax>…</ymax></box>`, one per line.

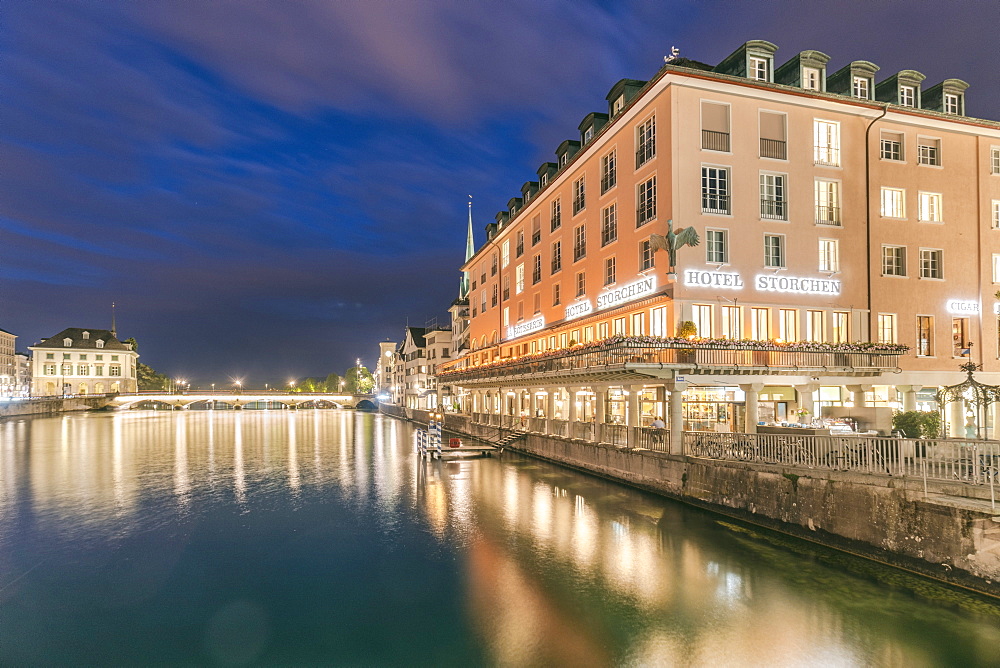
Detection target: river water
<box><xmin>1</xmin><ymin>410</ymin><xmax>999</xmax><ymax>666</ymax></box>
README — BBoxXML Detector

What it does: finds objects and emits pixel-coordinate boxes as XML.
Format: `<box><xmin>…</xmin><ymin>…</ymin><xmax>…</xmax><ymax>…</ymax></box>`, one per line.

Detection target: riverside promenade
<box><xmin>381</xmin><ymin>404</ymin><xmax>1000</xmax><ymax>598</ymax></box>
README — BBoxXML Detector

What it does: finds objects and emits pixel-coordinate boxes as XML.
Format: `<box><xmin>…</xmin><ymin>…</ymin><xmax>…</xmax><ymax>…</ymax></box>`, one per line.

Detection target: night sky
<box><xmin>2</xmin><ymin>1</ymin><xmax>997</xmax><ymax>386</ymax></box>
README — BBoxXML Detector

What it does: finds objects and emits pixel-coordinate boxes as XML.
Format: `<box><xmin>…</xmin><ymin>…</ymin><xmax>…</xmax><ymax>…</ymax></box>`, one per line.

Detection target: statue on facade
<box><xmin>649</xmin><ymin>219</ymin><xmax>700</xmax><ymax>272</ymax></box>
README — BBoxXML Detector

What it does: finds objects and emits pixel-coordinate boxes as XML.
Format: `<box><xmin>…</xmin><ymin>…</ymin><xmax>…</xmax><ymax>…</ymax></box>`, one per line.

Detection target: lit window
<box><xmin>806</xmin><ymin>311</ymin><xmax>824</xmax><ymax>342</ymax></box>
<box><xmin>992</xmin><ymin>254</ymin><xmax>1000</xmax><ymax>283</ymax></box>
<box><xmin>515</xmin><ymin>263</ymin><xmax>524</xmax><ymax>294</ymax></box>
<box><xmin>918</xmin><ymin>192</ymin><xmax>942</xmax><ymax>222</ymax></box>
<box><xmin>852</xmin><ymin>76</ymin><xmax>869</xmax><ymax>99</ymax></box>
<box><xmin>748</xmin><ymin>56</ymin><xmax>769</xmax><ymax>81</ymax></box>
<box><xmin>993</xmin><ymin>201</ymin><xmax>1000</xmax><ymax>229</ymax></box>
<box><xmin>880</xmin><ymin>187</ymin><xmax>906</xmax><ymax>218</ymax></box>
<box><xmin>752</xmin><ymin>307</ymin><xmax>770</xmax><ymax>339</ymax></box>
<box><xmin>899</xmin><ymin>85</ymin><xmax>916</xmax><ymax>107</ymax></box>
<box><xmin>944</xmin><ymin>93</ymin><xmax>961</xmax><ymax>115</ymax></box>
<box><xmin>650</xmin><ymin>306</ymin><xmax>667</xmax><ymax>336</ymax></box>
<box><xmin>583</xmin><ymin>126</ymin><xmax>594</xmax><ymax>143</ymax></box>
<box><xmin>831</xmin><ymin>312</ymin><xmax>849</xmax><ymax>343</ymax></box>
<box><xmin>819</xmin><ymin>239</ymin><xmax>839</xmax><ymax>272</ymax></box>
<box><xmin>919</xmin><ymin>249</ymin><xmax>943</xmax><ymax>279</ymax></box>
<box><xmin>878</xmin><ymin>314</ymin><xmax>897</xmax><ymax>344</ymax></box>
<box><xmin>604</xmin><ymin>257</ymin><xmax>616</xmax><ymax>286</ymax></box>
<box><xmin>630</xmin><ymin>312</ymin><xmax>644</xmax><ymax>336</ymax></box>
<box><xmin>779</xmin><ymin>309</ymin><xmax>797</xmax><ymax>341</ymax></box>
<box><xmin>691</xmin><ymin>305</ymin><xmax>712</xmax><ymax>338</ymax></box>
<box><xmin>814</xmin><ymin>179</ymin><xmax>841</xmax><ymax>225</ymax></box>
<box><xmin>814</xmin><ymin>120</ymin><xmax>840</xmax><ymax>166</ymax></box>
<box><xmin>802</xmin><ymin>67</ymin><xmax>820</xmax><ymax>91</ymax></box>
<box><xmin>882</xmin><ymin>245</ymin><xmax>906</xmax><ymax>276</ymax></box>
<box><xmin>917</xmin><ymin>316</ymin><xmax>934</xmax><ymax>356</ymax></box>
<box><xmin>721</xmin><ymin>305</ymin><xmax>740</xmax><ymax>339</ymax></box>
<box><xmin>501</xmin><ymin>240</ymin><xmax>510</xmax><ymax>268</ymax></box>
<box><xmin>991</xmin><ymin>148</ymin><xmax>1000</xmax><ymax>174</ymax></box>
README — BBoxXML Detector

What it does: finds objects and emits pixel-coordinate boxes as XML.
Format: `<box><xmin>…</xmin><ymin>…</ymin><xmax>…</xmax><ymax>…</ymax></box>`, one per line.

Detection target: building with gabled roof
<box><xmin>29</xmin><ymin>327</ymin><xmax>138</xmax><ymax>396</ymax></box>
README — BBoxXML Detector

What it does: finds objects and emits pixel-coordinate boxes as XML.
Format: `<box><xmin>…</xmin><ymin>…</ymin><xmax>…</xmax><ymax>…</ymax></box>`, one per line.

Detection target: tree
<box><xmin>343</xmin><ymin>366</ymin><xmax>375</xmax><ymax>394</ymax></box>
<box><xmin>123</xmin><ymin>337</ymin><xmax>138</xmax><ymax>352</ymax></box>
<box><xmin>137</xmin><ymin>362</ymin><xmax>170</xmax><ymax>391</ymax></box>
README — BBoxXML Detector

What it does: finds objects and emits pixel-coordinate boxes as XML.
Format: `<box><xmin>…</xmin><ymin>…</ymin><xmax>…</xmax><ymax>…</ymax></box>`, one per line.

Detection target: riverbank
<box><xmin>0</xmin><ymin>396</ymin><xmax>113</xmax><ymax>419</ymax></box>
<box><xmin>380</xmin><ymin>404</ymin><xmax>1000</xmax><ymax>599</ymax></box>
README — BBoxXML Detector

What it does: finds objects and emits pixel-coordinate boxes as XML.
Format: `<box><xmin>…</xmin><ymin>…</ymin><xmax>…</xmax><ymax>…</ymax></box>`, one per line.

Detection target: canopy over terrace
<box><xmin>936</xmin><ymin>362</ymin><xmax>1000</xmax><ymax>439</ymax></box>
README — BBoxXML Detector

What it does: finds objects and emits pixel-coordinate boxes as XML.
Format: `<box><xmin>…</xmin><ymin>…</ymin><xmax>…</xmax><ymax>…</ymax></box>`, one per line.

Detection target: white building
<box><xmin>0</xmin><ymin>327</ymin><xmax>16</xmax><ymax>398</ymax></box>
<box><xmin>374</xmin><ymin>340</ymin><xmax>397</xmax><ymax>398</ymax></box>
<box><xmin>14</xmin><ymin>352</ymin><xmax>31</xmax><ymax>398</ymax></box>
<box><xmin>29</xmin><ymin>328</ymin><xmax>139</xmax><ymax>396</ymax></box>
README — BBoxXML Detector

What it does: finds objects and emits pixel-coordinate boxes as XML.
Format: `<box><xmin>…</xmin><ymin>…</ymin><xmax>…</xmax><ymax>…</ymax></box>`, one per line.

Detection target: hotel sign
<box><xmin>947</xmin><ymin>300</ymin><xmax>980</xmax><ymax>314</ymax></box>
<box><xmin>565</xmin><ymin>300</ymin><xmax>593</xmax><ymax>321</ymax></box>
<box><xmin>596</xmin><ymin>276</ymin><xmax>657</xmax><ymax>310</ymax></box>
<box><xmin>683</xmin><ymin>270</ymin><xmax>744</xmax><ymax>289</ymax></box>
<box><xmin>755</xmin><ymin>274</ymin><xmax>841</xmax><ymax>295</ymax></box>
<box><xmin>506</xmin><ymin>316</ymin><xmax>545</xmax><ymax>340</ymax></box>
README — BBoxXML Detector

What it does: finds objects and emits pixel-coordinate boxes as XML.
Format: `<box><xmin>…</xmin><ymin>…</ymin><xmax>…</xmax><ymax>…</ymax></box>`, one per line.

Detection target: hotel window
<box><xmin>721</xmin><ymin>305</ymin><xmax>741</xmax><ymax>339</ymax></box>
<box><xmin>635</xmin><ymin>116</ymin><xmax>656</xmax><ymax>168</ymax></box>
<box><xmin>551</xmin><ymin>241</ymin><xmax>562</xmax><ymax>273</ymax></box>
<box><xmin>691</xmin><ymin>305</ymin><xmax>712</xmax><ymax>337</ymax></box>
<box><xmin>572</xmin><ymin>176</ymin><xmax>586</xmax><ymax>215</ymax></box>
<box><xmin>639</xmin><ymin>239</ymin><xmax>653</xmax><ymax>271</ymax></box>
<box><xmin>598</xmin><ymin>322</ymin><xmax>609</xmax><ymax>339</ymax></box>
<box><xmin>954</xmin><ymin>318</ymin><xmax>971</xmax><ymax>357</ymax></box>
<box><xmin>706</xmin><ymin>229</ymin><xmax>728</xmax><ymax>263</ymax></box>
<box><xmin>553</xmin><ymin>284</ymin><xmax>561</xmax><ymax>306</ymax></box>
<box><xmin>919</xmin><ymin>249</ymin><xmax>943</xmax><ymax>279</ymax></box>
<box><xmin>604</xmin><ymin>257</ymin><xmax>616</xmax><ymax>286</ymax></box>
<box><xmin>701</xmin><ymin>166</ymin><xmax>730</xmax><ymax>214</ymax></box>
<box><xmin>532</xmin><ymin>255</ymin><xmax>542</xmax><ymax>284</ymax></box>
<box><xmin>636</xmin><ymin>176</ymin><xmax>656</xmax><ymax>226</ymax></box>
<box><xmin>502</xmin><ymin>276</ymin><xmax>510</xmax><ymax>301</ymax></box>
<box><xmin>852</xmin><ymin>76</ymin><xmax>870</xmax><ymax>100</ymax></box>
<box><xmin>515</xmin><ymin>263</ymin><xmax>524</xmax><ymax>294</ymax></box>
<box><xmin>110</xmin><ymin>365</ymin><xmax>122</xmax><ymax>377</ymax></box>
<box><xmin>764</xmin><ymin>234</ymin><xmax>785</xmax><ymax>268</ymax></box>
<box><xmin>779</xmin><ymin>309</ymin><xmax>797</xmax><ymax>341</ymax></box>
<box><xmin>815</xmin><ymin>179</ymin><xmax>841</xmax><ymax>225</ymax></box>
<box><xmin>760</xmin><ymin>172</ymin><xmax>786</xmax><ymax>220</ymax></box>
<box><xmin>650</xmin><ymin>306</ymin><xmax>667</xmax><ymax>337</ymax></box>
<box><xmin>531</xmin><ymin>216</ymin><xmax>541</xmax><ymax>246</ymax></box>
<box><xmin>917</xmin><ymin>315</ymin><xmax>934</xmax><ymax>356</ymax></box>
<box><xmin>994</xmin><ymin>201</ymin><xmax>1000</xmax><ymax>229</ymax></box>
<box><xmin>899</xmin><ymin>85</ymin><xmax>916</xmax><ymax>107</ymax></box>
<box><xmin>992</xmin><ymin>148</ymin><xmax>1000</xmax><ymax>174</ymax></box>
<box><xmin>491</xmin><ymin>284</ymin><xmax>498</xmax><ymax>307</ymax></box>
<box><xmin>993</xmin><ymin>255</ymin><xmax>1000</xmax><ymax>283</ymax></box>
<box><xmin>601</xmin><ymin>204</ymin><xmax>618</xmax><ymax>246</ymax></box>
<box><xmin>613</xmin><ymin>317</ymin><xmax>627</xmax><ymax>335</ymax></box>
<box><xmin>802</xmin><ymin>67</ymin><xmax>821</xmax><ymax>91</ymax></box>
<box><xmin>880</xmin><ymin>131</ymin><xmax>903</xmax><ymax>161</ymax></box>
<box><xmin>573</xmin><ymin>224</ymin><xmax>587</xmax><ymax>261</ymax></box>
<box><xmin>516</xmin><ymin>231</ymin><xmax>524</xmax><ymax>257</ymax></box>
<box><xmin>601</xmin><ymin>150</ymin><xmax>617</xmax><ymax>193</ymax></box>
<box><xmin>751</xmin><ymin>307</ymin><xmax>770</xmax><ymax>340</ymax></box>
<box><xmin>878</xmin><ymin>314</ymin><xmax>897</xmax><ymax>344</ymax></box>
<box><xmin>502</xmin><ymin>307</ymin><xmax>509</xmax><ymax>328</ymax></box>
<box><xmin>831</xmin><ymin>312</ymin><xmax>849</xmax><ymax>343</ymax></box>
<box><xmin>576</xmin><ymin>271</ymin><xmax>586</xmax><ymax>297</ymax></box>
<box><xmin>501</xmin><ymin>240</ymin><xmax>510</xmax><ymax>268</ymax></box>
<box><xmin>918</xmin><ymin>138</ymin><xmax>941</xmax><ymax>166</ymax></box>
<box><xmin>631</xmin><ymin>313</ymin><xmax>645</xmax><ymax>336</ymax></box>
<box><xmin>944</xmin><ymin>93</ymin><xmax>961</xmax><ymax>115</ymax></box>
<box><xmin>918</xmin><ymin>192</ymin><xmax>942</xmax><ymax>222</ymax></box>
<box><xmin>559</xmin><ymin>333</ymin><xmax>568</xmax><ymax>348</ymax></box>
<box><xmin>814</xmin><ymin>120</ymin><xmax>840</xmax><ymax>166</ymax></box>
<box><xmin>481</xmin><ymin>291</ymin><xmax>487</xmax><ymax>313</ymax></box>
<box><xmin>819</xmin><ymin>239</ymin><xmax>839</xmax><ymax>272</ymax></box>
<box><xmin>701</xmin><ymin>101</ymin><xmax>730</xmax><ymax>152</ymax></box>
<box><xmin>882</xmin><ymin>245</ymin><xmax>906</xmax><ymax>276</ymax></box>
<box><xmin>748</xmin><ymin>56</ymin><xmax>769</xmax><ymax>82</ymax></box>
<box><xmin>551</xmin><ymin>198</ymin><xmax>562</xmax><ymax>231</ymax></box>
<box><xmin>880</xmin><ymin>187</ymin><xmax>905</xmax><ymax>218</ymax></box>
<box><xmin>806</xmin><ymin>310</ymin><xmax>824</xmax><ymax>342</ymax></box>
<box><xmin>583</xmin><ymin>326</ymin><xmax>594</xmax><ymax>343</ymax></box>
<box><xmin>759</xmin><ymin>111</ymin><xmax>787</xmax><ymax>160</ymax></box>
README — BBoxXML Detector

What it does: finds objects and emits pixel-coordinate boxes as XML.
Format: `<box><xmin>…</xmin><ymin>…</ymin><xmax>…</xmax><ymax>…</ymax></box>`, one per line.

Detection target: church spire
<box><xmin>459</xmin><ymin>197</ymin><xmax>475</xmax><ymax>299</ymax></box>
<box><xmin>111</xmin><ymin>302</ymin><xmax>117</xmax><ymax>338</ymax></box>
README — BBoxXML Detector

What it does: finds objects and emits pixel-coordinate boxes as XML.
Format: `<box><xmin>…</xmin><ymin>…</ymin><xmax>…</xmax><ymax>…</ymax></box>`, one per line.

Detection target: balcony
<box><xmin>601</xmin><ymin>173</ymin><xmax>616</xmax><ymax>194</ymax></box>
<box><xmin>815</xmin><ymin>205</ymin><xmax>841</xmax><ymax>225</ymax></box>
<box><xmin>701</xmin><ymin>193</ymin><xmax>730</xmax><ymax>215</ymax></box>
<box><xmin>759</xmin><ymin>138</ymin><xmax>786</xmax><ymax>160</ymax></box>
<box><xmin>760</xmin><ymin>198</ymin><xmax>786</xmax><ymax>220</ymax></box>
<box><xmin>702</xmin><ymin>130</ymin><xmax>730</xmax><ymax>152</ymax></box>
<box><xmin>572</xmin><ymin>196</ymin><xmax>585</xmax><ymax>215</ymax></box>
<box><xmin>635</xmin><ymin>143</ymin><xmax>654</xmax><ymax>169</ymax></box>
<box><xmin>438</xmin><ymin>337</ymin><xmax>907</xmax><ymax>386</ymax></box>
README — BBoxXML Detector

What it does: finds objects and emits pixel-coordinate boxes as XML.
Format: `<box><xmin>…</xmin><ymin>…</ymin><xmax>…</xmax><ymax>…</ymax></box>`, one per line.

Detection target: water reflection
<box><xmin>0</xmin><ymin>411</ymin><xmax>998</xmax><ymax>666</ymax></box>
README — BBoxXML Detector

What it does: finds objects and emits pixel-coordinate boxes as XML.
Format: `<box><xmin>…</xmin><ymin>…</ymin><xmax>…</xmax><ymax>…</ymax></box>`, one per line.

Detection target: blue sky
<box><xmin>1</xmin><ymin>0</ymin><xmax>997</xmax><ymax>384</ymax></box>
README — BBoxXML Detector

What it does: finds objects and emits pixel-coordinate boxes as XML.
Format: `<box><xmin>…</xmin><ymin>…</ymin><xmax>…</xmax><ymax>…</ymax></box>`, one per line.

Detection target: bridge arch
<box><xmin>355</xmin><ymin>399</ymin><xmax>377</xmax><ymax>411</ymax></box>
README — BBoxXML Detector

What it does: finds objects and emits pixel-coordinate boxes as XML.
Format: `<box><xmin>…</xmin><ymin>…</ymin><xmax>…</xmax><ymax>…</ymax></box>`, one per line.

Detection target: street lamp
<box><xmin>211</xmin><ymin>383</ymin><xmax>215</xmax><ymax>392</ymax></box>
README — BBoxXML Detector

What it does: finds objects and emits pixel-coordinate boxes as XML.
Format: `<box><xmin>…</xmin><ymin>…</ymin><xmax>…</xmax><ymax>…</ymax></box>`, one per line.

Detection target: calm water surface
<box><xmin>1</xmin><ymin>410</ymin><xmax>999</xmax><ymax>666</ymax></box>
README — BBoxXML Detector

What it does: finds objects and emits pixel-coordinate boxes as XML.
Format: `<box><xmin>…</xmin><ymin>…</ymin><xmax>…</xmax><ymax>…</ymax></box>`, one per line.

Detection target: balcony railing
<box><xmin>814</xmin><ymin>145</ymin><xmax>840</xmax><ymax>166</ymax></box>
<box><xmin>573</xmin><ymin>196</ymin><xmax>585</xmax><ymax>215</ymax></box>
<box><xmin>702</xmin><ymin>129</ymin><xmax>730</xmax><ymax>152</ymax></box>
<box><xmin>815</xmin><ymin>204</ymin><xmax>841</xmax><ymax>225</ymax></box>
<box><xmin>635</xmin><ymin>143</ymin><xmax>655</xmax><ymax>169</ymax></box>
<box><xmin>438</xmin><ymin>338</ymin><xmax>906</xmax><ymax>383</ymax></box>
<box><xmin>601</xmin><ymin>173</ymin><xmax>616</xmax><ymax>194</ymax></box>
<box><xmin>701</xmin><ymin>193</ymin><xmax>730</xmax><ymax>215</ymax></box>
<box><xmin>760</xmin><ymin>198</ymin><xmax>786</xmax><ymax>220</ymax></box>
<box><xmin>759</xmin><ymin>138</ymin><xmax>786</xmax><ymax>160</ymax></box>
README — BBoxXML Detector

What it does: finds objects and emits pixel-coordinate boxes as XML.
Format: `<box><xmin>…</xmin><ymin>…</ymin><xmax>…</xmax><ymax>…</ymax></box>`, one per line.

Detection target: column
<box><xmin>668</xmin><ymin>382</ymin><xmax>688</xmax><ymax>455</ymax></box>
<box><xmin>795</xmin><ymin>383</ymin><xmax>819</xmax><ymax>422</ymax></box>
<box><xmin>625</xmin><ymin>384</ymin><xmax>640</xmax><ymax>447</ymax></box>
<box><xmin>740</xmin><ymin>383</ymin><xmax>765</xmax><ymax>433</ymax></box>
<box><xmin>948</xmin><ymin>400</ymin><xmax>965</xmax><ymax>438</ymax></box>
<box><xmin>896</xmin><ymin>384</ymin><xmax>922</xmax><ymax>412</ymax></box>
<box><xmin>846</xmin><ymin>384</ymin><xmax>872</xmax><ymax>408</ymax></box>
<box><xmin>545</xmin><ymin>386</ymin><xmax>557</xmax><ymax>435</ymax></box>
<box><xmin>594</xmin><ymin>385</ymin><xmax>608</xmax><ymax>443</ymax></box>
<box><xmin>567</xmin><ymin>386</ymin><xmax>579</xmax><ymax>424</ymax></box>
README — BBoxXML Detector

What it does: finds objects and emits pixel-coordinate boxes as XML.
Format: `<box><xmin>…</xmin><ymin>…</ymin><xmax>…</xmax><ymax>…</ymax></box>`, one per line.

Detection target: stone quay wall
<box><xmin>0</xmin><ymin>396</ymin><xmax>112</xmax><ymax>418</ymax></box>
<box><xmin>381</xmin><ymin>404</ymin><xmax>1000</xmax><ymax>598</ymax></box>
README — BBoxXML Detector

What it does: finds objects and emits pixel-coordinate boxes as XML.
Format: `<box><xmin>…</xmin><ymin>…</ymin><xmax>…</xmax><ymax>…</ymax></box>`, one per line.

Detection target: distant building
<box><xmin>374</xmin><ymin>340</ymin><xmax>397</xmax><ymax>398</ymax></box>
<box><xmin>14</xmin><ymin>352</ymin><xmax>31</xmax><ymax>398</ymax></box>
<box><xmin>399</xmin><ymin>325</ymin><xmax>452</xmax><ymax>410</ymax></box>
<box><xmin>29</xmin><ymin>328</ymin><xmax>139</xmax><ymax>396</ymax></box>
<box><xmin>0</xmin><ymin>327</ymin><xmax>15</xmax><ymax>398</ymax></box>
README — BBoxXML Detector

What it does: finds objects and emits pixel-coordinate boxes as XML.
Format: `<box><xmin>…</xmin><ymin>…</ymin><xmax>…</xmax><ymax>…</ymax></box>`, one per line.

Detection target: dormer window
<box><xmin>899</xmin><ymin>85</ymin><xmax>916</xmax><ymax>107</ymax></box>
<box><xmin>748</xmin><ymin>56</ymin><xmax>769</xmax><ymax>82</ymax></box>
<box><xmin>852</xmin><ymin>76</ymin><xmax>870</xmax><ymax>99</ymax></box>
<box><xmin>612</xmin><ymin>95</ymin><xmax>624</xmax><ymax>116</ymax></box>
<box><xmin>540</xmin><ymin>174</ymin><xmax>547</xmax><ymax>186</ymax></box>
<box><xmin>944</xmin><ymin>93</ymin><xmax>960</xmax><ymax>114</ymax></box>
<box><xmin>802</xmin><ymin>67</ymin><xmax>821</xmax><ymax>91</ymax></box>
<box><xmin>82</xmin><ymin>331</ymin><xmax>90</xmax><ymax>340</ymax></box>
<box><xmin>559</xmin><ymin>153</ymin><xmax>568</xmax><ymax>167</ymax></box>
<box><xmin>583</xmin><ymin>126</ymin><xmax>594</xmax><ymax>143</ymax></box>
<box><xmin>63</xmin><ymin>338</ymin><xmax>72</xmax><ymax>347</ymax></box>
<box><xmin>96</xmin><ymin>340</ymin><xmax>104</xmax><ymax>349</ymax></box>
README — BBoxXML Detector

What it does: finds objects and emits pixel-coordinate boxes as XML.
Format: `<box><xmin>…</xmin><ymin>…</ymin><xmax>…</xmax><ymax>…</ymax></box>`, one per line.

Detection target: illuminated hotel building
<box><xmin>439</xmin><ymin>40</ymin><xmax>1000</xmax><ymax>441</ymax></box>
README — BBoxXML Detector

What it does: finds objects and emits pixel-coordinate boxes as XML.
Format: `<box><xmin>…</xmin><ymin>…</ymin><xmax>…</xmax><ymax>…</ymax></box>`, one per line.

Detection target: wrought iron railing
<box><xmin>759</xmin><ymin>138</ymin><xmax>786</xmax><ymax>160</ymax></box>
<box><xmin>815</xmin><ymin>204</ymin><xmax>841</xmax><ymax>225</ymax></box>
<box><xmin>701</xmin><ymin>193</ymin><xmax>730</xmax><ymax>215</ymax></box>
<box><xmin>760</xmin><ymin>198</ymin><xmax>786</xmax><ymax>220</ymax></box>
<box><xmin>702</xmin><ymin>129</ymin><xmax>730</xmax><ymax>152</ymax></box>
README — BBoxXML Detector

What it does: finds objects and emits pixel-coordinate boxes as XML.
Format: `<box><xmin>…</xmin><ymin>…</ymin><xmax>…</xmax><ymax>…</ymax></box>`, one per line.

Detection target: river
<box><xmin>1</xmin><ymin>410</ymin><xmax>998</xmax><ymax>666</ymax></box>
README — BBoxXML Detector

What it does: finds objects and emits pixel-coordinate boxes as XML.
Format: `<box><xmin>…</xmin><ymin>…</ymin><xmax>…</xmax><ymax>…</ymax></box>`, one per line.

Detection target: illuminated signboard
<box><xmin>506</xmin><ymin>316</ymin><xmax>545</xmax><ymax>340</ymax></box>
<box><xmin>683</xmin><ymin>270</ymin><xmax>744</xmax><ymax>289</ymax></box>
<box><xmin>947</xmin><ymin>300</ymin><xmax>980</xmax><ymax>314</ymax></box>
<box><xmin>596</xmin><ymin>276</ymin><xmax>657</xmax><ymax>310</ymax></box>
<box><xmin>565</xmin><ymin>300</ymin><xmax>593</xmax><ymax>321</ymax></box>
<box><xmin>755</xmin><ymin>274</ymin><xmax>841</xmax><ymax>295</ymax></box>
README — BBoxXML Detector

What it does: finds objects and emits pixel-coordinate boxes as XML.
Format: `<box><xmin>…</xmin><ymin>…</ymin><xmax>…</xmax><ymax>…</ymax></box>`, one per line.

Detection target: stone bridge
<box><xmin>108</xmin><ymin>392</ymin><xmax>379</xmax><ymax>410</ymax></box>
